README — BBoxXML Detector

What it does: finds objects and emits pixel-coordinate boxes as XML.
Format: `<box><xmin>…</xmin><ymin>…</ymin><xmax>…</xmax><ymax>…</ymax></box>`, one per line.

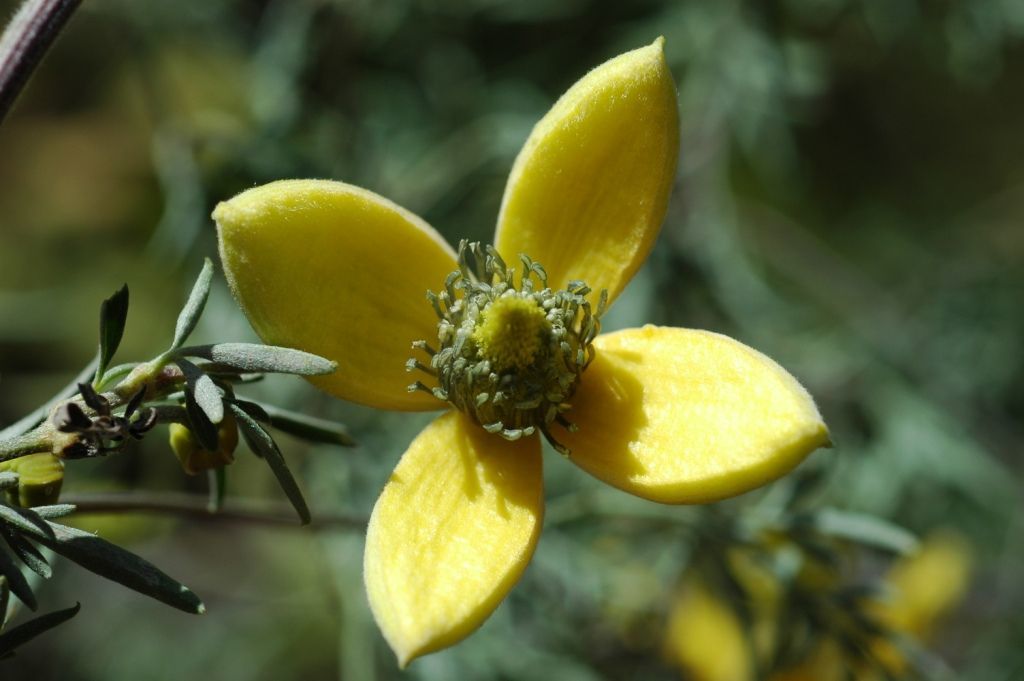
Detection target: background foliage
<box><xmin>1</xmin><ymin>0</ymin><xmax>1022</xmax><ymax>679</ymax></box>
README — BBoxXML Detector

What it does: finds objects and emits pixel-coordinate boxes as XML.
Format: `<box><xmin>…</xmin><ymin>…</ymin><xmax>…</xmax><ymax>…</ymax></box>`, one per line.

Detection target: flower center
<box><xmin>471</xmin><ymin>296</ymin><xmax>548</xmax><ymax>372</ymax></box>
<box><xmin>407</xmin><ymin>241</ymin><xmax>607</xmax><ymax>454</ymax></box>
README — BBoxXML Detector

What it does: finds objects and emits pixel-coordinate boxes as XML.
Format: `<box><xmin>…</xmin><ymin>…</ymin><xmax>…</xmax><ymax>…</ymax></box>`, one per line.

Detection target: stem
<box><xmin>0</xmin><ymin>0</ymin><xmax>83</xmax><ymax>125</ymax></box>
<box><xmin>0</xmin><ymin>430</ymin><xmax>51</xmax><ymax>463</ymax></box>
<box><xmin>62</xmin><ymin>491</ymin><xmax>366</xmax><ymax>530</ymax></box>
<box><xmin>0</xmin><ymin>386</ymin><xmax>187</xmax><ymax>465</ymax></box>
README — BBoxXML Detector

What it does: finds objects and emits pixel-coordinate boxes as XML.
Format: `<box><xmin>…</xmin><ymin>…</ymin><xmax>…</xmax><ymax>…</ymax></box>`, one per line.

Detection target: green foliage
<box><xmin>0</xmin><ymin>258</ymin><xmax>345</xmax><ymax>660</ymax></box>
<box><xmin>0</xmin><ymin>0</ymin><xmax>1021</xmax><ymax>679</ymax></box>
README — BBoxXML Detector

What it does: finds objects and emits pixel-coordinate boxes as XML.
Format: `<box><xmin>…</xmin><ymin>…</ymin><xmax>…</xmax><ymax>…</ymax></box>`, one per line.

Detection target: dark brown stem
<box><xmin>62</xmin><ymin>491</ymin><xmax>367</xmax><ymax>530</ymax></box>
<box><xmin>0</xmin><ymin>0</ymin><xmax>82</xmax><ymax>125</ymax></box>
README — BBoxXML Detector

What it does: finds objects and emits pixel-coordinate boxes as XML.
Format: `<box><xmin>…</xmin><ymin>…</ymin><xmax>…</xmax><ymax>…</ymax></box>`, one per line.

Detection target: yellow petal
<box><xmin>767</xmin><ymin>641</ymin><xmax>845</xmax><ymax>681</ymax></box>
<box><xmin>364</xmin><ymin>411</ymin><xmax>544</xmax><ymax>666</ymax></box>
<box><xmin>877</xmin><ymin>530</ymin><xmax>972</xmax><ymax>637</ymax></box>
<box><xmin>215</xmin><ymin>179</ymin><xmax>456</xmax><ymax>411</ymax></box>
<box><xmin>494</xmin><ymin>38</ymin><xmax>679</xmax><ymax>306</ymax></box>
<box><xmin>664</xmin><ymin>580</ymin><xmax>753</xmax><ymax>681</ymax></box>
<box><xmin>562</xmin><ymin>326</ymin><xmax>829</xmax><ymax>503</ymax></box>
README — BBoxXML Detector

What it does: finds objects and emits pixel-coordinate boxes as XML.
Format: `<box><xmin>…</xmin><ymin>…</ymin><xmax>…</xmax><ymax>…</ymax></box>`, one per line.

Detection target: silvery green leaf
<box><xmin>230</xmin><ymin>404</ymin><xmax>310</xmax><ymax>525</ymax></box>
<box><xmin>230</xmin><ymin>399</ymin><xmax>270</xmax><ymax>423</ymax></box>
<box><xmin>29</xmin><ymin>504</ymin><xmax>76</xmax><ymax>520</ymax></box>
<box><xmin>0</xmin><ymin>505</ymin><xmax>51</xmax><ymax>536</ymax></box>
<box><xmin>171</xmin><ymin>258</ymin><xmax>214</xmax><ymax>350</ymax></box>
<box><xmin>242</xmin><ymin>400</ymin><xmax>355</xmax><ymax>447</ymax></box>
<box><xmin>1</xmin><ymin>528</ymin><xmax>51</xmax><ymax>579</ymax></box>
<box><xmin>0</xmin><ymin>543</ymin><xmax>36</xmax><ymax>610</ymax></box>
<box><xmin>176</xmin><ymin>359</ymin><xmax>224</xmax><ymax>426</ymax></box>
<box><xmin>0</xmin><ymin>472</ymin><xmax>18</xmax><ymax>491</ymax></box>
<box><xmin>193</xmin><ymin>372</ymin><xmax>224</xmax><ymax>426</ymax></box>
<box><xmin>811</xmin><ymin>509</ymin><xmax>919</xmax><ymax>555</ymax></box>
<box><xmin>97</xmin><ymin>284</ymin><xmax>129</xmax><ymax>382</ymax></box>
<box><xmin>0</xmin><ymin>603</ymin><xmax>80</xmax><ymax>656</ymax></box>
<box><xmin>184</xmin><ymin>388</ymin><xmax>219</xmax><ymax>452</ymax></box>
<box><xmin>21</xmin><ymin>520</ymin><xmax>204</xmax><ymax>614</ymax></box>
<box><xmin>177</xmin><ymin>343</ymin><xmax>336</xmax><ymax>376</ymax></box>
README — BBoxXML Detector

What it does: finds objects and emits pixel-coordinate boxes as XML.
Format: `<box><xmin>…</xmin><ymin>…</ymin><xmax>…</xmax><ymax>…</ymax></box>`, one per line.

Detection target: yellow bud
<box><xmin>0</xmin><ymin>453</ymin><xmax>65</xmax><ymax>507</ymax></box>
<box><xmin>169</xmin><ymin>413</ymin><xmax>239</xmax><ymax>475</ymax></box>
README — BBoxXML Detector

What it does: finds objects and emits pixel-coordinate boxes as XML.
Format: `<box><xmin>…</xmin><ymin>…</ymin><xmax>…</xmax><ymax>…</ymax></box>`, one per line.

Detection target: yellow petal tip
<box><xmin>644</xmin><ymin>36</ymin><xmax>667</xmax><ymax>61</ymax></box>
<box><xmin>210</xmin><ymin>199</ymin><xmax>234</xmax><ymax>226</ymax></box>
<box><xmin>494</xmin><ymin>40</ymin><xmax>680</xmax><ymax>306</ymax></box>
<box><xmin>364</xmin><ymin>413</ymin><xmax>544</xmax><ymax>665</ymax></box>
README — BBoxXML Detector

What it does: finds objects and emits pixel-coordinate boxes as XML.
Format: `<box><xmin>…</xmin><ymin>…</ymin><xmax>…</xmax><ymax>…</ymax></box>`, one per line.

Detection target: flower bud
<box><xmin>0</xmin><ymin>453</ymin><xmax>65</xmax><ymax>507</ymax></box>
<box><xmin>169</xmin><ymin>413</ymin><xmax>239</xmax><ymax>475</ymax></box>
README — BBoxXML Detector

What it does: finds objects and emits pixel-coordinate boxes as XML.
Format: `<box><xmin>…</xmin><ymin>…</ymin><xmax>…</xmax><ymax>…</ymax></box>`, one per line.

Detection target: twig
<box><xmin>61</xmin><ymin>491</ymin><xmax>367</xmax><ymax>530</ymax></box>
<box><xmin>0</xmin><ymin>0</ymin><xmax>82</xmax><ymax>124</ymax></box>
<box><xmin>0</xmin><ymin>430</ymin><xmax>52</xmax><ymax>463</ymax></box>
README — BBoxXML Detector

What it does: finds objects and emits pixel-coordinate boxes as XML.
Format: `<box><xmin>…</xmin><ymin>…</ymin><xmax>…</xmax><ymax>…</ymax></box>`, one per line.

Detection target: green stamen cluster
<box><xmin>407</xmin><ymin>241</ymin><xmax>607</xmax><ymax>454</ymax></box>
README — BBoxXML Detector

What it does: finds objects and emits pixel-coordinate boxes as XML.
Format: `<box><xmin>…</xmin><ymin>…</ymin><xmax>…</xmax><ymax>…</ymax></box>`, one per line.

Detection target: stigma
<box><xmin>407</xmin><ymin>241</ymin><xmax>607</xmax><ymax>454</ymax></box>
<box><xmin>472</xmin><ymin>296</ymin><xmax>549</xmax><ymax>371</ymax></box>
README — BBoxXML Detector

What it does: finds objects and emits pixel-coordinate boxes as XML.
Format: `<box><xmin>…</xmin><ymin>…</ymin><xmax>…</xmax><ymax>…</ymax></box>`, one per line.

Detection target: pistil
<box><xmin>407</xmin><ymin>241</ymin><xmax>607</xmax><ymax>454</ymax></box>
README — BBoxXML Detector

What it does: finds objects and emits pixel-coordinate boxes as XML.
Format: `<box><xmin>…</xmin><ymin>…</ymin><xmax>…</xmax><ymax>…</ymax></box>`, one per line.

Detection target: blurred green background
<box><xmin>1</xmin><ymin>0</ymin><xmax>1022</xmax><ymax>679</ymax></box>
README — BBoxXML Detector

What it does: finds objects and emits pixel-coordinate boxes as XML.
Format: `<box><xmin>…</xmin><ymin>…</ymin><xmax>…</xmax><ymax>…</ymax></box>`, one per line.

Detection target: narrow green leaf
<box><xmin>97</xmin><ymin>284</ymin><xmax>129</xmax><ymax>382</ymax></box>
<box><xmin>230</xmin><ymin>399</ymin><xmax>270</xmax><ymax>423</ymax></box>
<box><xmin>1</xmin><ymin>528</ymin><xmax>51</xmax><ymax>579</ymax></box>
<box><xmin>192</xmin><ymin>374</ymin><xmax>223</xmax><ymax>425</ymax></box>
<box><xmin>171</xmin><ymin>258</ymin><xmax>214</xmax><ymax>350</ymax></box>
<box><xmin>230</xmin><ymin>404</ymin><xmax>310</xmax><ymax>525</ymax></box>
<box><xmin>177</xmin><ymin>343</ymin><xmax>336</xmax><ymax>376</ymax></box>
<box><xmin>30</xmin><ymin>504</ymin><xmax>76</xmax><ymax>520</ymax></box>
<box><xmin>0</xmin><ymin>543</ymin><xmax>36</xmax><ymax>610</ymax></box>
<box><xmin>811</xmin><ymin>509</ymin><xmax>919</xmax><ymax>555</ymax></box>
<box><xmin>176</xmin><ymin>359</ymin><xmax>224</xmax><ymax>425</ymax></box>
<box><xmin>21</xmin><ymin>521</ymin><xmax>205</xmax><ymax>615</ymax></box>
<box><xmin>0</xmin><ymin>603</ymin><xmax>80</xmax><ymax>656</ymax></box>
<box><xmin>184</xmin><ymin>389</ymin><xmax>219</xmax><ymax>452</ymax></box>
<box><xmin>0</xmin><ymin>472</ymin><xmax>18</xmax><ymax>491</ymax></box>
<box><xmin>0</xmin><ymin>358</ymin><xmax>97</xmax><ymax>441</ymax></box>
<box><xmin>0</xmin><ymin>505</ymin><xmax>53</xmax><ymax>537</ymax></box>
<box><xmin>241</xmin><ymin>400</ymin><xmax>355</xmax><ymax>447</ymax></box>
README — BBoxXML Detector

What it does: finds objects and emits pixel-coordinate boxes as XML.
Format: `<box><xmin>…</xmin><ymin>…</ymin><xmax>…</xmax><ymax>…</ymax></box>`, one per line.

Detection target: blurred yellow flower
<box><xmin>865</xmin><ymin>531</ymin><xmax>973</xmax><ymax>678</ymax></box>
<box><xmin>664</xmin><ymin>579</ymin><xmax>753</xmax><ymax>681</ymax></box>
<box><xmin>214</xmin><ymin>39</ymin><xmax>829</xmax><ymax>665</ymax></box>
<box><xmin>664</xmin><ymin>532</ymin><xmax>972</xmax><ymax>681</ymax></box>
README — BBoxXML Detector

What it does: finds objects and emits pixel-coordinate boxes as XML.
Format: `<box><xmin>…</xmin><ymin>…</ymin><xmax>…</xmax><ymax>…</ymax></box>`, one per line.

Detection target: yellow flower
<box><xmin>664</xmin><ymin>532</ymin><xmax>972</xmax><ymax>681</ymax></box>
<box><xmin>874</xmin><ymin>530</ymin><xmax>972</xmax><ymax>638</ymax></box>
<box><xmin>213</xmin><ymin>39</ymin><xmax>829</xmax><ymax>665</ymax></box>
<box><xmin>865</xmin><ymin>531</ymin><xmax>973</xmax><ymax>678</ymax></box>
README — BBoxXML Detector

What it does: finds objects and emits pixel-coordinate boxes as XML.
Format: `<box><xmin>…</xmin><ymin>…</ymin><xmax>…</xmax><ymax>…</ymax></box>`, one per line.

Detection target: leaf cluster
<box><xmin>691</xmin><ymin>470</ymin><xmax>948</xmax><ymax>681</ymax></box>
<box><xmin>0</xmin><ymin>259</ymin><xmax>354</xmax><ymax>657</ymax></box>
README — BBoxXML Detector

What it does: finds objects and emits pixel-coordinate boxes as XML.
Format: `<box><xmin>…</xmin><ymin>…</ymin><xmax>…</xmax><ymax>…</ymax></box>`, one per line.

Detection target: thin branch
<box><xmin>61</xmin><ymin>491</ymin><xmax>367</xmax><ymax>530</ymax></box>
<box><xmin>0</xmin><ymin>430</ymin><xmax>52</xmax><ymax>463</ymax></box>
<box><xmin>0</xmin><ymin>0</ymin><xmax>82</xmax><ymax>125</ymax></box>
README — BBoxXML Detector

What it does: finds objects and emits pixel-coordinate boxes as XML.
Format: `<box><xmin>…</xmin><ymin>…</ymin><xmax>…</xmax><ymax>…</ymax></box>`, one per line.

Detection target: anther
<box><xmin>405</xmin><ymin>241</ymin><xmax>606</xmax><ymax>452</ymax></box>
